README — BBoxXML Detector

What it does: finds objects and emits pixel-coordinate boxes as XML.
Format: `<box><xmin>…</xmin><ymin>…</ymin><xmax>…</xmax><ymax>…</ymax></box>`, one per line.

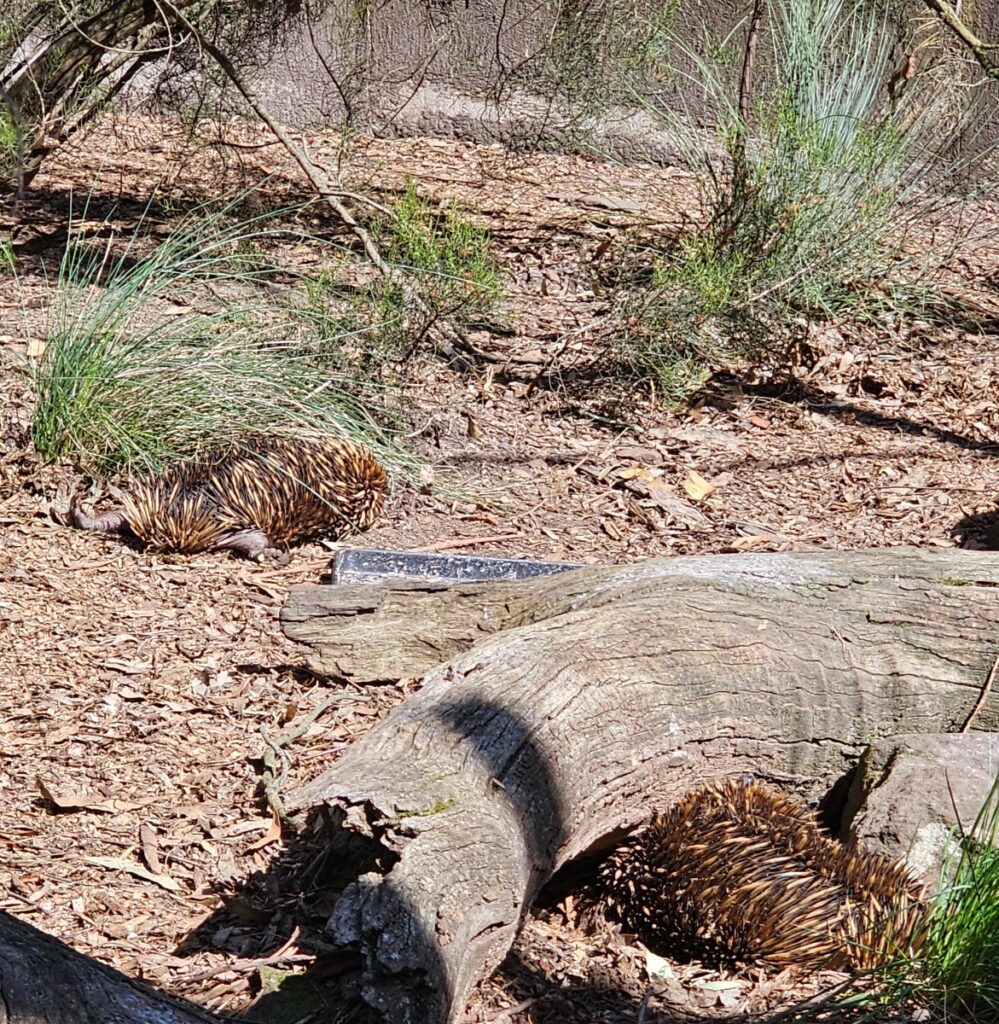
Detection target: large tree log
<box><xmin>0</xmin><ymin>909</ymin><xmax>222</xmax><ymax>1024</ymax></box>
<box><xmin>283</xmin><ymin>548</ymin><xmax>999</xmax><ymax>1024</ymax></box>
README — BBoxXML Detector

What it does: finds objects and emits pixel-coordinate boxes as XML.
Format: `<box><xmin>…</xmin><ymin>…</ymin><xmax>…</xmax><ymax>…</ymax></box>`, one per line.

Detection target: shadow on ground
<box><xmin>952</xmin><ymin>508</ymin><xmax>999</xmax><ymax>550</ymax></box>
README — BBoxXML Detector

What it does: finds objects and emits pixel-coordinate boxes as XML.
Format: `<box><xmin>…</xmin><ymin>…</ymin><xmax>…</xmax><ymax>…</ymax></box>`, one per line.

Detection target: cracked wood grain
<box><xmin>284</xmin><ymin>548</ymin><xmax>999</xmax><ymax>1024</ymax></box>
<box><xmin>0</xmin><ymin>909</ymin><xmax>222</xmax><ymax>1024</ymax></box>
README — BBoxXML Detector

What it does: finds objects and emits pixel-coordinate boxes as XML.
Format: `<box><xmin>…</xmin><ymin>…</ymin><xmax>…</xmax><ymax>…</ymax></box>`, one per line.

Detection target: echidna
<box><xmin>71</xmin><ymin>435</ymin><xmax>388</xmax><ymax>561</ymax></box>
<box><xmin>599</xmin><ymin>777</ymin><xmax>925</xmax><ymax>972</ymax></box>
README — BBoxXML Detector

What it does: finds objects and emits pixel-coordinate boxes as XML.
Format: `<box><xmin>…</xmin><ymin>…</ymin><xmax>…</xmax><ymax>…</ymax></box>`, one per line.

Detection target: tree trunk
<box><xmin>0</xmin><ymin>909</ymin><xmax>222</xmax><ymax>1024</ymax></box>
<box><xmin>2</xmin><ymin>0</ymin><xmax>205</xmax><ymax>187</ymax></box>
<box><xmin>282</xmin><ymin>547</ymin><xmax>999</xmax><ymax>1024</ymax></box>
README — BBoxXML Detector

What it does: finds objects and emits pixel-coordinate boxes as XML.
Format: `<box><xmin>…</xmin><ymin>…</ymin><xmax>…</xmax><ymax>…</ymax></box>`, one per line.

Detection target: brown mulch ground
<box><xmin>1</xmin><ymin>114</ymin><xmax>999</xmax><ymax>1023</ymax></box>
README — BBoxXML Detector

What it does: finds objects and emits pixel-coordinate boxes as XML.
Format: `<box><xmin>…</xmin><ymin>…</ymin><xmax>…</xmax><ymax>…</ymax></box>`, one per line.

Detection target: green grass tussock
<box><xmin>29</xmin><ymin>191</ymin><xmax>420</xmax><ymax>481</ymax></box>
<box><xmin>895</xmin><ymin>777</ymin><xmax>999</xmax><ymax>1021</ymax></box>
<box><xmin>834</xmin><ymin>777</ymin><xmax>999</xmax><ymax>1023</ymax></box>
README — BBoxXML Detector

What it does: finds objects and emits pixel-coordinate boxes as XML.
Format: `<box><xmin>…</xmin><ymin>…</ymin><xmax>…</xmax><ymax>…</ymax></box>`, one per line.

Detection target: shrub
<box><xmin>302</xmin><ymin>181</ymin><xmax>502</xmax><ymax>370</ymax></box>
<box><xmin>620</xmin><ymin>0</ymin><xmax>981</xmax><ymax>404</ymax></box>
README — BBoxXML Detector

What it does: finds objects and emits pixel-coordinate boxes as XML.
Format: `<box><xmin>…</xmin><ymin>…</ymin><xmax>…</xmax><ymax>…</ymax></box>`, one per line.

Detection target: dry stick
<box><xmin>259</xmin><ymin>694</ymin><xmax>366</xmax><ymax>825</ymax></box>
<box><xmin>960</xmin><ymin>650</ymin><xmax>999</xmax><ymax>733</ymax></box>
<box><xmin>921</xmin><ymin>0</ymin><xmax>999</xmax><ymax>80</ymax></box>
<box><xmin>721</xmin><ymin>0</ymin><xmax>765</xmax><ymax>243</ymax></box>
<box><xmin>182</xmin><ymin>926</ymin><xmax>305</xmax><ymax>984</ymax></box>
<box><xmin>180</xmin><ymin>21</ymin><xmax>389</xmax><ymax>271</ymax></box>
<box><xmin>410</xmin><ymin>533</ymin><xmax>522</xmax><ymax>553</ymax></box>
<box><xmin>636</xmin><ymin>986</ymin><xmax>653</xmax><ymax>1024</ymax></box>
<box><xmin>484</xmin><ymin>997</ymin><xmax>538</xmax><ymax>1024</ymax></box>
<box><xmin>738</xmin><ymin>0</ymin><xmax>767</xmax><ymax>130</ymax></box>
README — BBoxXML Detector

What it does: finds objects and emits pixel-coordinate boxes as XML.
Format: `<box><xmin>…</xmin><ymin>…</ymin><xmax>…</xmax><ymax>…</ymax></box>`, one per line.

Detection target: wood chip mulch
<box><xmin>1</xmin><ymin>113</ymin><xmax>998</xmax><ymax>1021</ymax></box>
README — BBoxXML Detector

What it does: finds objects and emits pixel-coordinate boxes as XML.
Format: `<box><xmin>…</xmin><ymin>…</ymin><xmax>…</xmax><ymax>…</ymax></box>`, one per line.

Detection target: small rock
<box><xmin>843</xmin><ymin>733</ymin><xmax>999</xmax><ymax>890</ymax></box>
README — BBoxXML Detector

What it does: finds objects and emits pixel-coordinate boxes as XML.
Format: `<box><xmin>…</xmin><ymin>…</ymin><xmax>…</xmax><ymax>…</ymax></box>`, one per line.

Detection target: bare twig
<box><xmin>167</xmin><ymin>1</ymin><xmax>478</xmax><ymax>365</ymax></box>
<box><xmin>720</xmin><ymin>0</ymin><xmax>766</xmax><ymax>243</ymax></box>
<box><xmin>410</xmin><ymin>533</ymin><xmax>522</xmax><ymax>553</ymax></box>
<box><xmin>258</xmin><ymin>693</ymin><xmax>366</xmax><ymax>825</ymax></box>
<box><xmin>169</xmin><ymin>6</ymin><xmax>390</xmax><ymax>273</ymax></box>
<box><xmin>182</xmin><ymin>926</ymin><xmax>305</xmax><ymax>983</ymax></box>
<box><xmin>960</xmin><ymin>649</ymin><xmax>999</xmax><ymax>732</ymax></box>
<box><xmin>484</xmin><ymin>997</ymin><xmax>538</xmax><ymax>1023</ymax></box>
<box><xmin>636</xmin><ymin>985</ymin><xmax>653</xmax><ymax>1024</ymax></box>
<box><xmin>738</xmin><ymin>0</ymin><xmax>767</xmax><ymax>129</ymax></box>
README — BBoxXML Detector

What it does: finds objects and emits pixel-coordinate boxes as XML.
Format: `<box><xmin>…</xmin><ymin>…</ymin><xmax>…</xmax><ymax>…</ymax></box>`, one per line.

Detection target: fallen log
<box><xmin>0</xmin><ymin>908</ymin><xmax>222</xmax><ymax>1024</ymax></box>
<box><xmin>283</xmin><ymin>548</ymin><xmax>999</xmax><ymax>1024</ymax></box>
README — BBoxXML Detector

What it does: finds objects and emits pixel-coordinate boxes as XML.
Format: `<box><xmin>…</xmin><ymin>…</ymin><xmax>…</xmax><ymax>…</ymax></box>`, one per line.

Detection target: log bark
<box><xmin>0</xmin><ymin>909</ymin><xmax>222</xmax><ymax>1024</ymax></box>
<box><xmin>283</xmin><ymin>547</ymin><xmax>999</xmax><ymax>1024</ymax></box>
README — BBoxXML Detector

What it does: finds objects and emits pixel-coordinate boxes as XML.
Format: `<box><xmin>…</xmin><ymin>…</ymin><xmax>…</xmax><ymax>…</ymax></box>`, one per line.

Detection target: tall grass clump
<box><xmin>832</xmin><ymin>777</ymin><xmax>999</xmax><ymax>1023</ymax></box>
<box><xmin>30</xmin><ymin>194</ymin><xmax>420</xmax><ymax>479</ymax></box>
<box><xmin>891</xmin><ymin>776</ymin><xmax>999</xmax><ymax>1020</ymax></box>
<box><xmin>622</xmin><ymin>0</ymin><xmax>976</xmax><ymax>404</ymax></box>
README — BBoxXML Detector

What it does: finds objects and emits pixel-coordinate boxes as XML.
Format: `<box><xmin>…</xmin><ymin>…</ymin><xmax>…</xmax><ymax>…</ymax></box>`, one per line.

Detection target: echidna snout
<box><xmin>211</xmin><ymin>527</ymin><xmax>283</xmax><ymax>562</ymax></box>
<box><xmin>71</xmin><ymin>506</ymin><xmax>129</xmax><ymax>535</ymax></box>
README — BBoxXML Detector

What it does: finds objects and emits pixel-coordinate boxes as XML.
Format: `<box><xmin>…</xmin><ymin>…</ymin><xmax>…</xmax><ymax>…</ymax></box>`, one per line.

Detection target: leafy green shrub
<box><xmin>300</xmin><ymin>260</ymin><xmax>397</xmax><ymax>375</ymax></box>
<box><xmin>0</xmin><ymin>235</ymin><xmax>14</xmax><ymax>275</ymax></box>
<box><xmin>620</xmin><ymin>0</ymin><xmax>977</xmax><ymax>404</ymax></box>
<box><xmin>0</xmin><ymin>107</ymin><xmax>17</xmax><ymax>180</ymax></box>
<box><xmin>381</xmin><ymin>181</ymin><xmax>501</xmax><ymax>352</ymax></box>
<box><xmin>303</xmin><ymin>181</ymin><xmax>502</xmax><ymax>368</ymax></box>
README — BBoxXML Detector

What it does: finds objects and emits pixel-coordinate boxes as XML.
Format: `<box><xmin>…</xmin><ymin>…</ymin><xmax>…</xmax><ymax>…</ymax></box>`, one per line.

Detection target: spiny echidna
<box><xmin>71</xmin><ymin>435</ymin><xmax>388</xmax><ymax>561</ymax></box>
<box><xmin>599</xmin><ymin>777</ymin><xmax>925</xmax><ymax>972</ymax></box>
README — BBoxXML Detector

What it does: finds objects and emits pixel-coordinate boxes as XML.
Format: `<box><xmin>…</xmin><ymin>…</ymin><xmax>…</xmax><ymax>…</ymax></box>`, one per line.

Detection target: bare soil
<box><xmin>1</xmin><ymin>113</ymin><xmax>998</xmax><ymax>1023</ymax></box>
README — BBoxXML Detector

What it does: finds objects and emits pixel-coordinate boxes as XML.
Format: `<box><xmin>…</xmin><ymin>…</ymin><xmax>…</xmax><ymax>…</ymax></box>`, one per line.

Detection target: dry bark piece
<box><xmin>283</xmin><ymin>547</ymin><xmax>999</xmax><ymax>1024</ymax></box>
<box><xmin>844</xmin><ymin>732</ymin><xmax>999</xmax><ymax>890</ymax></box>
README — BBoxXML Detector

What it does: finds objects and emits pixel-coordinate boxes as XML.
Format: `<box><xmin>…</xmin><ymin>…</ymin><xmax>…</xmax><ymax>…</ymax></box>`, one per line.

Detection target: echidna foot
<box><xmin>71</xmin><ymin>505</ymin><xmax>130</xmax><ymax>534</ymax></box>
<box><xmin>213</xmin><ymin>528</ymin><xmax>287</xmax><ymax>563</ymax></box>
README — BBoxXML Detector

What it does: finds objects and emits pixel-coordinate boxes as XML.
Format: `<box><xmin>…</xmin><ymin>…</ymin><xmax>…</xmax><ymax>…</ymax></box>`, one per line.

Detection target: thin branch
<box><xmin>168</xmin><ymin>2</ymin><xmax>476</xmax><ymax>364</ymax></box>
<box><xmin>718</xmin><ymin>0</ymin><xmax>766</xmax><ymax>245</ymax></box>
<box><xmin>738</xmin><ymin>0</ymin><xmax>766</xmax><ymax>129</ymax></box>
<box><xmin>921</xmin><ymin>0</ymin><xmax>999</xmax><ymax>80</ymax></box>
<box><xmin>960</xmin><ymin>650</ymin><xmax>999</xmax><ymax>733</ymax></box>
<box><xmin>21</xmin><ymin>21</ymin><xmax>169</xmax><ymax>187</ymax></box>
<box><xmin>172</xmin><ymin>9</ymin><xmax>392</xmax><ymax>273</ymax></box>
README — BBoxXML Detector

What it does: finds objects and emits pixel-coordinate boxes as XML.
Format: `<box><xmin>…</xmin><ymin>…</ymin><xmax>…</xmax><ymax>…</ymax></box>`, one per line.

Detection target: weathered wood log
<box><xmin>0</xmin><ymin>909</ymin><xmax>222</xmax><ymax>1024</ymax></box>
<box><xmin>284</xmin><ymin>548</ymin><xmax>999</xmax><ymax>1024</ymax></box>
